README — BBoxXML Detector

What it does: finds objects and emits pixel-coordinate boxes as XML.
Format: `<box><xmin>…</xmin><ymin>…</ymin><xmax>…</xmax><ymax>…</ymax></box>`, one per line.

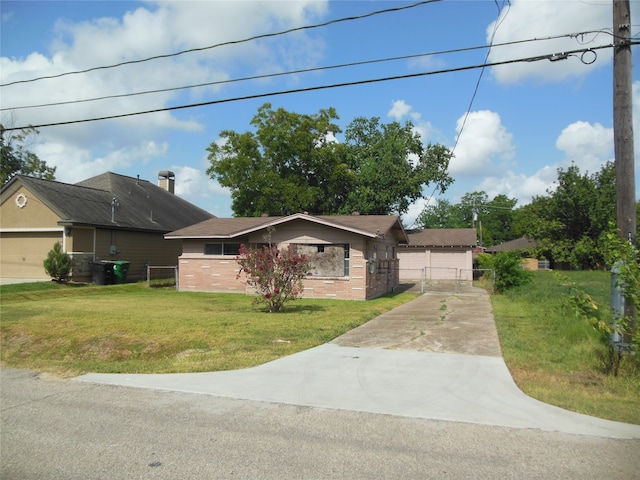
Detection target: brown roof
<box><xmin>403</xmin><ymin>228</ymin><xmax>477</xmax><ymax>247</ymax></box>
<box><xmin>166</xmin><ymin>213</ymin><xmax>408</xmax><ymax>243</ymax></box>
<box><xmin>485</xmin><ymin>237</ymin><xmax>536</xmax><ymax>253</ymax></box>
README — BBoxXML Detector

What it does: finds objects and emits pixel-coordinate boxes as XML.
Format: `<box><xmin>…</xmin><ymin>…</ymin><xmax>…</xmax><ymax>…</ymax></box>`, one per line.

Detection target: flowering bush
<box><xmin>236</xmin><ymin>243</ymin><xmax>312</xmax><ymax>312</ymax></box>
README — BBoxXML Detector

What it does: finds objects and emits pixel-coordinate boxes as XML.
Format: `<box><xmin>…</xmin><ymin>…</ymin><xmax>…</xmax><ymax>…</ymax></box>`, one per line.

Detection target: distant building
<box><xmin>484</xmin><ymin>237</ymin><xmax>543</xmax><ymax>270</ymax></box>
<box><xmin>398</xmin><ymin>229</ymin><xmax>477</xmax><ymax>281</ymax></box>
<box><xmin>484</xmin><ymin>237</ymin><xmax>537</xmax><ymax>253</ymax></box>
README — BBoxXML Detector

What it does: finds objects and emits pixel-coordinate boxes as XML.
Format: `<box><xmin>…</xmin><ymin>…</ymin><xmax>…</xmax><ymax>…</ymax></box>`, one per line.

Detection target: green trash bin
<box><xmin>112</xmin><ymin>261</ymin><xmax>130</xmax><ymax>284</ymax></box>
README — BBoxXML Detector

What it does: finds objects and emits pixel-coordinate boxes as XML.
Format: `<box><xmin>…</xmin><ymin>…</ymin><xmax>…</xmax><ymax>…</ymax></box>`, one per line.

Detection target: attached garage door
<box><xmin>398</xmin><ymin>250</ymin><xmax>427</xmax><ymax>280</ymax></box>
<box><xmin>428</xmin><ymin>251</ymin><xmax>467</xmax><ymax>280</ymax></box>
<box><xmin>0</xmin><ymin>231</ymin><xmax>63</xmax><ymax>278</ymax></box>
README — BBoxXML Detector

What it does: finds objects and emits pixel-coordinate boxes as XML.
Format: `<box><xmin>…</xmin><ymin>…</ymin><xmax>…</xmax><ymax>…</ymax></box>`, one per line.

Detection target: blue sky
<box><xmin>1</xmin><ymin>0</ymin><xmax>638</xmax><ymax>227</ymax></box>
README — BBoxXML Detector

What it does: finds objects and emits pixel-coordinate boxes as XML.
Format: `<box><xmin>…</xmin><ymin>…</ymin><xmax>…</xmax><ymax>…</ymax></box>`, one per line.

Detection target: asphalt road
<box><xmin>2</xmin><ymin>368</ymin><xmax>639</xmax><ymax>480</ymax></box>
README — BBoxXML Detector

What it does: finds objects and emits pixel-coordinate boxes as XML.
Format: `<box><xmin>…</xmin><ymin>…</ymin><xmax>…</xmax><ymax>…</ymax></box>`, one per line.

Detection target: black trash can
<box><xmin>90</xmin><ymin>261</ymin><xmax>114</xmax><ymax>285</ymax></box>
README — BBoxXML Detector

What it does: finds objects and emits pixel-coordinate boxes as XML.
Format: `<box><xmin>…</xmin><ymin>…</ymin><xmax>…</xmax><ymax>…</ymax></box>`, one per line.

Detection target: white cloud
<box><xmin>408</xmin><ymin>54</ymin><xmax>447</xmax><ymax>72</ymax></box>
<box><xmin>172</xmin><ymin>164</ymin><xmax>232</xmax><ymax>216</ymax></box>
<box><xmin>487</xmin><ymin>0</ymin><xmax>616</xmax><ymax>84</ymax></box>
<box><xmin>476</xmin><ymin>166</ymin><xmax>558</xmax><ymax>206</ymax></box>
<box><xmin>37</xmin><ymin>140</ymin><xmax>169</xmax><ymax>184</ymax></box>
<box><xmin>1</xmin><ymin>1</ymin><xmax>328</xmax><ymax>188</ymax></box>
<box><xmin>450</xmin><ymin>110</ymin><xmax>515</xmax><ymax>177</ymax></box>
<box><xmin>471</xmin><ymin>117</ymin><xmax>618</xmax><ymax>206</ymax></box>
<box><xmin>388</xmin><ymin>100</ymin><xmax>412</xmax><ymax>120</ymax></box>
<box><xmin>387</xmin><ymin>99</ymin><xmax>433</xmax><ymax>142</ymax></box>
<box><xmin>556</xmin><ymin>121</ymin><xmax>613</xmax><ymax>173</ymax></box>
<box><xmin>173</xmin><ymin>165</ymin><xmax>225</xmax><ymax>197</ymax></box>
<box><xmin>403</xmin><ymin>195</ymin><xmax>438</xmax><ymax>229</ymax></box>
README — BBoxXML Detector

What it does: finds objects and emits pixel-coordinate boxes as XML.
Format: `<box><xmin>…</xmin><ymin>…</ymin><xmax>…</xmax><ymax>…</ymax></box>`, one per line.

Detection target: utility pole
<box><xmin>612</xmin><ymin>0</ymin><xmax>637</xmax><ymax>343</ymax></box>
<box><xmin>613</xmin><ymin>0</ymin><xmax>636</xmax><ymax>244</ymax></box>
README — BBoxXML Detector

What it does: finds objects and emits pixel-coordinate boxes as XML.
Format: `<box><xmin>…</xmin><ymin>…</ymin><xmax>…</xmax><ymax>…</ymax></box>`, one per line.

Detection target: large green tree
<box><xmin>339</xmin><ymin>117</ymin><xmax>452</xmax><ymax>216</ymax></box>
<box><xmin>482</xmin><ymin>194</ymin><xmax>519</xmax><ymax>245</ymax></box>
<box><xmin>207</xmin><ymin>103</ymin><xmax>348</xmax><ymax>216</ymax></box>
<box><xmin>206</xmin><ymin>103</ymin><xmax>453</xmax><ymax>217</ymax></box>
<box><xmin>416</xmin><ymin>198</ymin><xmax>467</xmax><ymax>229</ymax></box>
<box><xmin>515</xmin><ymin>162</ymin><xmax>617</xmax><ymax>268</ymax></box>
<box><xmin>416</xmin><ymin>191</ymin><xmax>518</xmax><ymax>247</ymax></box>
<box><xmin>1</xmin><ymin>125</ymin><xmax>56</xmax><ymax>184</ymax></box>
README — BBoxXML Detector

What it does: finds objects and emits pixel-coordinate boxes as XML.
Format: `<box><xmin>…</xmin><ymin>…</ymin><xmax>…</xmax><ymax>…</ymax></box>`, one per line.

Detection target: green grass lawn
<box><xmin>489</xmin><ymin>270</ymin><xmax>640</xmax><ymax>425</ymax></box>
<box><xmin>0</xmin><ymin>282</ymin><xmax>417</xmax><ymax>376</ymax></box>
<box><xmin>1</xmin><ymin>272</ymin><xmax>638</xmax><ymax>424</ymax></box>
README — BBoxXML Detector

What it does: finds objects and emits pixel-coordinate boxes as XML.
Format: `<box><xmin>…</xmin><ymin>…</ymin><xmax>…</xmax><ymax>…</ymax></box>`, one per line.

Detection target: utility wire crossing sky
<box><xmin>1</xmin><ymin>0</ymin><xmax>638</xmax><ymax>225</ymax></box>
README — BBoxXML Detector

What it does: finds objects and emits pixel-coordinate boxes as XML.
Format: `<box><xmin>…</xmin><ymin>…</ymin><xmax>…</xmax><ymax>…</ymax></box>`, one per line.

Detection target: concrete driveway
<box><xmin>77</xmin><ymin>285</ymin><xmax>640</xmax><ymax>439</ymax></box>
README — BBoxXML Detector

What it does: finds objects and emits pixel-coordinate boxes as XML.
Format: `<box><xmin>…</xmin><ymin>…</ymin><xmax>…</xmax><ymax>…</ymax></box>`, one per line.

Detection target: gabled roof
<box><xmin>166</xmin><ymin>213</ymin><xmax>409</xmax><ymax>243</ymax></box>
<box><xmin>485</xmin><ymin>236</ymin><xmax>537</xmax><ymax>253</ymax></box>
<box><xmin>3</xmin><ymin>172</ymin><xmax>213</xmax><ymax>232</ymax></box>
<box><xmin>402</xmin><ymin>228</ymin><xmax>477</xmax><ymax>247</ymax></box>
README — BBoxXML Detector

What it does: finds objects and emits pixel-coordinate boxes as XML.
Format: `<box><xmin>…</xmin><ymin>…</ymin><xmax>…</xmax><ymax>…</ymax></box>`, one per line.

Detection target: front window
<box><xmin>297</xmin><ymin>244</ymin><xmax>349</xmax><ymax>277</ymax></box>
<box><xmin>204</xmin><ymin>243</ymin><xmax>242</xmax><ymax>256</ymax></box>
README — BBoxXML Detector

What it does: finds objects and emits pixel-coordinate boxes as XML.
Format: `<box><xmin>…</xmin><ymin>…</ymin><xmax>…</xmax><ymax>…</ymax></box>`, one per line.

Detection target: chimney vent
<box><xmin>158</xmin><ymin>171</ymin><xmax>175</xmax><ymax>194</ymax></box>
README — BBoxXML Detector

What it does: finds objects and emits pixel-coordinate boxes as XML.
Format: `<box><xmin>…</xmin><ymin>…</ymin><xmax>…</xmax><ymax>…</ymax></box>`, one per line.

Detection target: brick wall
<box><xmin>177</xmin><ymin>236</ymin><xmax>401</xmax><ymax>301</ymax></box>
<box><xmin>178</xmin><ymin>257</ymin><xmax>244</xmax><ymax>293</ymax></box>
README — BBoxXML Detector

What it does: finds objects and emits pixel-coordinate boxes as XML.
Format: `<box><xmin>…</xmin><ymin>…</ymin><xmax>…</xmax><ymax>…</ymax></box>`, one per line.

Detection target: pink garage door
<box><xmin>428</xmin><ymin>251</ymin><xmax>467</xmax><ymax>280</ymax></box>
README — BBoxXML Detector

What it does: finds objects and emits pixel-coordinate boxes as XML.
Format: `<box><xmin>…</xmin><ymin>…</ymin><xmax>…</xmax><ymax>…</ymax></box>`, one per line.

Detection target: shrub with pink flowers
<box><xmin>236</xmin><ymin>243</ymin><xmax>312</xmax><ymax>312</ymax></box>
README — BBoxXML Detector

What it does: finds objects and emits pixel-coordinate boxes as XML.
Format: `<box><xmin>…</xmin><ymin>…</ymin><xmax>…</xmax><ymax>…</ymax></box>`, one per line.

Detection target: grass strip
<box><xmin>489</xmin><ymin>270</ymin><xmax>640</xmax><ymax>424</ymax></box>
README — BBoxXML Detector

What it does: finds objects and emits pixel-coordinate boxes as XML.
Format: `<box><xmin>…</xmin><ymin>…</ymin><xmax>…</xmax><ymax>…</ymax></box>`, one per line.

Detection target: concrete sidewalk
<box><xmin>76</xmin><ymin>289</ymin><xmax>640</xmax><ymax>439</ymax></box>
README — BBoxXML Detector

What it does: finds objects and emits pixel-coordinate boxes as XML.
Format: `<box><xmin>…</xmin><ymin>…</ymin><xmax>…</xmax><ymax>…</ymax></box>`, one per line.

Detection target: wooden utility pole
<box><xmin>612</xmin><ymin>0</ymin><xmax>637</xmax><ymax>340</ymax></box>
<box><xmin>613</xmin><ymin>0</ymin><xmax>636</xmax><ymax>244</ymax></box>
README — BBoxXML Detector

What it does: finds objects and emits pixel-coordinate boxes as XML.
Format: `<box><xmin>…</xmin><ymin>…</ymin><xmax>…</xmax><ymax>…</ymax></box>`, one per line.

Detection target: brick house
<box><xmin>165</xmin><ymin>213</ymin><xmax>408</xmax><ymax>300</ymax></box>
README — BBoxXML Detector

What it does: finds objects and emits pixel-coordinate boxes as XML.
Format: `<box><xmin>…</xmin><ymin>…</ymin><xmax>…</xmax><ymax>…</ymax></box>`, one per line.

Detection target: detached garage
<box><xmin>398</xmin><ymin>229</ymin><xmax>477</xmax><ymax>281</ymax></box>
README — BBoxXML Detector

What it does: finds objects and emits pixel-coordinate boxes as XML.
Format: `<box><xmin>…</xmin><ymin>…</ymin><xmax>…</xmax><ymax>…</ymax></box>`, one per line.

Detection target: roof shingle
<box><xmin>6</xmin><ymin>172</ymin><xmax>213</xmax><ymax>232</ymax></box>
<box><xmin>166</xmin><ymin>213</ymin><xmax>408</xmax><ymax>243</ymax></box>
<box><xmin>403</xmin><ymin>228</ymin><xmax>477</xmax><ymax>247</ymax></box>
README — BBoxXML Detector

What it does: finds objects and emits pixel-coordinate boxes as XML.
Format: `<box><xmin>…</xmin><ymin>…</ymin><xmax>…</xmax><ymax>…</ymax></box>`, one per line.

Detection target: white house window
<box><xmin>204</xmin><ymin>243</ymin><xmax>242</xmax><ymax>256</ymax></box>
<box><xmin>297</xmin><ymin>244</ymin><xmax>349</xmax><ymax>277</ymax></box>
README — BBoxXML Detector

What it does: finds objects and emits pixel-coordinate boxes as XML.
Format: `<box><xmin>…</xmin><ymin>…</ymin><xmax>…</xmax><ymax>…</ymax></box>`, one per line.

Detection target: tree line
<box><xmin>4</xmin><ymin>104</ymin><xmax>638</xmax><ymax>271</ymax></box>
<box><xmin>418</xmin><ymin>162</ymin><xmax>639</xmax><ymax>269</ymax></box>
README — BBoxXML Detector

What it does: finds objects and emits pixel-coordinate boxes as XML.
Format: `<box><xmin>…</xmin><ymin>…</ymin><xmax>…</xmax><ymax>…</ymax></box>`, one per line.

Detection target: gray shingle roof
<box><xmin>166</xmin><ymin>213</ymin><xmax>409</xmax><ymax>243</ymax></box>
<box><xmin>484</xmin><ymin>236</ymin><xmax>536</xmax><ymax>252</ymax></box>
<box><xmin>403</xmin><ymin>228</ymin><xmax>477</xmax><ymax>247</ymax></box>
<box><xmin>8</xmin><ymin>172</ymin><xmax>213</xmax><ymax>232</ymax></box>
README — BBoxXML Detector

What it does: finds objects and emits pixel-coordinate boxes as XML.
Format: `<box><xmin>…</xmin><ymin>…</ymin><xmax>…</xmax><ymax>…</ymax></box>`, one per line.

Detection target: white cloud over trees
<box><xmin>450</xmin><ymin>110</ymin><xmax>515</xmax><ymax>177</ymax></box>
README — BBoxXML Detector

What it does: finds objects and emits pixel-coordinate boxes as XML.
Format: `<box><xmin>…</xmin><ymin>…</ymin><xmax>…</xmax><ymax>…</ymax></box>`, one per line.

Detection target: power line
<box><xmin>1</xmin><ymin>29</ymin><xmax>611</xmax><ymax>112</ymax></box>
<box><xmin>1</xmin><ymin>43</ymin><xmax>617</xmax><ymax>133</ymax></box>
<box><xmin>0</xmin><ymin>0</ymin><xmax>441</xmax><ymax>88</ymax></box>
<box><xmin>451</xmin><ymin>0</ymin><xmax>510</xmax><ymax>157</ymax></box>
<box><xmin>417</xmin><ymin>0</ymin><xmax>510</xmax><ymax>229</ymax></box>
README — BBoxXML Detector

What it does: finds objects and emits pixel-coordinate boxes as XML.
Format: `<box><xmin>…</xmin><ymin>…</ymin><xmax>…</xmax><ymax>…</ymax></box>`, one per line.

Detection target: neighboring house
<box><xmin>397</xmin><ymin>228</ymin><xmax>477</xmax><ymax>281</ymax></box>
<box><xmin>165</xmin><ymin>213</ymin><xmax>408</xmax><ymax>300</ymax></box>
<box><xmin>484</xmin><ymin>236</ymin><xmax>542</xmax><ymax>270</ymax></box>
<box><xmin>0</xmin><ymin>171</ymin><xmax>213</xmax><ymax>281</ymax></box>
<box><xmin>484</xmin><ymin>236</ymin><xmax>537</xmax><ymax>253</ymax></box>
